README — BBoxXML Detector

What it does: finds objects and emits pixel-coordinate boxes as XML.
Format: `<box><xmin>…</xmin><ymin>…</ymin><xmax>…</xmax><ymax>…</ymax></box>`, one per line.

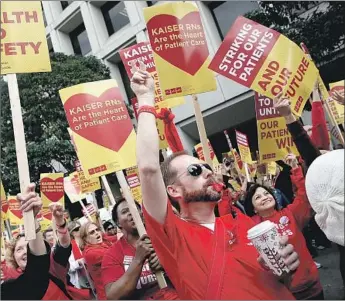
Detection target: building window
<box><xmin>101</xmin><ymin>2</ymin><xmax>130</xmax><ymax>36</ymax></box>
<box><xmin>60</xmin><ymin>1</ymin><xmax>72</xmax><ymax>10</ymax></box>
<box><xmin>118</xmin><ymin>61</ymin><xmax>135</xmax><ymax>100</ymax></box>
<box><xmin>69</xmin><ymin>24</ymin><xmax>92</xmax><ymax>56</ymax></box>
<box><xmin>209</xmin><ymin>1</ymin><xmax>259</xmax><ymax>39</ymax></box>
<box><xmin>147</xmin><ymin>1</ymin><xmax>159</xmax><ymax>6</ymax></box>
<box><xmin>47</xmin><ymin>39</ymin><xmax>54</xmax><ymax>54</ymax></box>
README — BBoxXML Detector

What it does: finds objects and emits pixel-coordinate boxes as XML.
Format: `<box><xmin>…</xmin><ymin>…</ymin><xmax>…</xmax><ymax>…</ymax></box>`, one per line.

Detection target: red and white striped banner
<box><xmin>82</xmin><ymin>204</ymin><xmax>96</xmax><ymax>217</ymax></box>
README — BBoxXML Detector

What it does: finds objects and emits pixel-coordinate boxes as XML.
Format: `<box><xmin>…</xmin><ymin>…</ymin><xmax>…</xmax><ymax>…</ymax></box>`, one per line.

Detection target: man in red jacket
<box><xmin>132</xmin><ymin>64</ymin><xmax>301</xmax><ymax>300</ymax></box>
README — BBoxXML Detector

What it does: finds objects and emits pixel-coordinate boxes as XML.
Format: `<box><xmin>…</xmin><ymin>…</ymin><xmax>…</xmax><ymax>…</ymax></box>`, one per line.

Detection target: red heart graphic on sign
<box><xmin>64</xmin><ymin>175</ymin><xmax>81</xmax><ymax>196</ymax></box>
<box><xmin>8</xmin><ymin>198</ymin><xmax>23</xmax><ymax>219</ymax></box>
<box><xmin>41</xmin><ymin>177</ymin><xmax>64</xmax><ymax>202</ymax></box>
<box><xmin>196</xmin><ymin>146</ymin><xmax>215</xmax><ymax>160</ymax></box>
<box><xmin>71</xmin><ymin>174</ymin><xmax>81</xmax><ymax>194</ymax></box>
<box><xmin>147</xmin><ymin>12</ymin><xmax>209</xmax><ymax>76</ymax></box>
<box><xmin>2</xmin><ymin>203</ymin><xmax>9</xmax><ymax>213</ymax></box>
<box><xmin>64</xmin><ymin>88</ymin><xmax>132</xmax><ymax>152</ymax></box>
<box><xmin>42</xmin><ymin>209</ymin><xmax>52</xmax><ymax>221</ymax></box>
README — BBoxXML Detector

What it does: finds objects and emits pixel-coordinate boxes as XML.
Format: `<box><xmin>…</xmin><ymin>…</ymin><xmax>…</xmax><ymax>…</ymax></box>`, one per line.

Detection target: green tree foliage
<box><xmin>1</xmin><ymin>53</ymin><xmax>113</xmax><ymax>194</ymax></box>
<box><xmin>245</xmin><ymin>1</ymin><xmax>345</xmax><ymax>63</ymax></box>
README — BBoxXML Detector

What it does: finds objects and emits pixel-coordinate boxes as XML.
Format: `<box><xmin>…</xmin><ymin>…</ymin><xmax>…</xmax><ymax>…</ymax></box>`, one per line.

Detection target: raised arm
<box><xmin>49</xmin><ymin>202</ymin><xmax>72</xmax><ymax>269</ymax></box>
<box><xmin>19</xmin><ymin>183</ymin><xmax>47</xmax><ymax>255</ymax></box>
<box><xmin>131</xmin><ymin>63</ymin><xmax>168</xmax><ymax>224</ymax></box>
<box><xmin>311</xmin><ymin>85</ymin><xmax>330</xmax><ymax>150</ymax></box>
<box><xmin>104</xmin><ymin>235</ymin><xmax>153</xmax><ymax>299</ymax></box>
<box><xmin>273</xmin><ymin>93</ymin><xmax>321</xmax><ymax>168</ymax></box>
<box><xmin>1</xmin><ymin>184</ymin><xmax>50</xmax><ymax>300</ymax></box>
<box><xmin>49</xmin><ymin>202</ymin><xmax>71</xmax><ymax>248</ymax></box>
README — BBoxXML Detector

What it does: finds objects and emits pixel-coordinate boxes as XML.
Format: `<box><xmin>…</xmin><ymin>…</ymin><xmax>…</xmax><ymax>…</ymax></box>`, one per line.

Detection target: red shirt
<box><xmin>311</xmin><ymin>101</ymin><xmax>330</xmax><ymax>150</ymax></box>
<box><xmin>101</xmin><ymin>236</ymin><xmax>178</xmax><ymax>300</ymax></box>
<box><xmin>71</xmin><ymin>239</ymin><xmax>83</xmax><ymax>260</ymax></box>
<box><xmin>83</xmin><ymin>239</ymin><xmax>113</xmax><ymax>300</ymax></box>
<box><xmin>252</xmin><ymin>167</ymin><xmax>322</xmax><ymax>299</ymax></box>
<box><xmin>143</xmin><ymin>204</ymin><xmax>295</xmax><ymax>299</ymax></box>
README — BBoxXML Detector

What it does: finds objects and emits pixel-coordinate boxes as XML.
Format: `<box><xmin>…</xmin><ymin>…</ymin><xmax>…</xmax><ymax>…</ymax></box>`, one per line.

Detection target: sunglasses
<box><xmin>173</xmin><ymin>163</ymin><xmax>213</xmax><ymax>184</ymax></box>
<box><xmin>88</xmin><ymin>228</ymin><xmax>101</xmax><ymax>236</ymax></box>
<box><xmin>107</xmin><ymin>227</ymin><xmax>115</xmax><ymax>231</ymax></box>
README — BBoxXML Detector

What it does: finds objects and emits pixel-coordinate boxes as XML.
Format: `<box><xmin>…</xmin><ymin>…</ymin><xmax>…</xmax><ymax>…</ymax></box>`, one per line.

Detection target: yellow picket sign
<box><xmin>40</xmin><ymin>173</ymin><xmax>65</xmax><ymax>207</ymax></box>
<box><xmin>209</xmin><ymin>16</ymin><xmax>318</xmax><ymax>116</ymax></box>
<box><xmin>60</xmin><ymin>80</ymin><xmax>137</xmax><ymax>178</ymax></box>
<box><xmin>255</xmin><ymin>93</ymin><xmax>299</xmax><ymax>163</ymax></box>
<box><xmin>77</xmin><ymin>171</ymin><xmax>101</xmax><ymax>194</ymax></box>
<box><xmin>119</xmin><ymin>42</ymin><xmax>185</xmax><ymax>109</ymax></box>
<box><xmin>1</xmin><ymin>1</ymin><xmax>51</xmax><ymax>74</ymax></box>
<box><xmin>143</xmin><ymin>1</ymin><xmax>217</xmax><ymax>98</ymax></box>
<box><xmin>1</xmin><ymin>181</ymin><xmax>8</xmax><ymax>220</ymax></box>
<box><xmin>313</xmin><ymin>76</ymin><xmax>344</xmax><ymax>125</ymax></box>
<box><xmin>228</xmin><ymin>179</ymin><xmax>241</xmax><ymax>192</ymax></box>
<box><xmin>64</xmin><ymin>173</ymin><xmax>87</xmax><ymax>203</ymax></box>
<box><xmin>194</xmin><ymin>140</ymin><xmax>219</xmax><ymax>167</ymax></box>
<box><xmin>125</xmin><ymin>166</ymin><xmax>143</xmax><ymax>204</ymax></box>
<box><xmin>267</xmin><ymin>162</ymin><xmax>278</xmax><ymax>176</ymax></box>
<box><xmin>235</xmin><ymin>131</ymin><xmax>253</xmax><ymax>164</ymax></box>
<box><xmin>328</xmin><ymin>80</ymin><xmax>345</xmax><ymax>124</ymax></box>
<box><xmin>231</xmin><ymin>149</ymin><xmax>246</xmax><ymax>176</ymax></box>
<box><xmin>8</xmin><ymin>196</ymin><xmax>23</xmax><ymax>226</ymax></box>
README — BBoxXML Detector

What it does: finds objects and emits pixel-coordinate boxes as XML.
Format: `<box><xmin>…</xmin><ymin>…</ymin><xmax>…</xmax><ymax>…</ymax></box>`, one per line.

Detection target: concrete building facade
<box><xmin>42</xmin><ymin>1</ymin><xmax>338</xmax><ymax>158</ymax></box>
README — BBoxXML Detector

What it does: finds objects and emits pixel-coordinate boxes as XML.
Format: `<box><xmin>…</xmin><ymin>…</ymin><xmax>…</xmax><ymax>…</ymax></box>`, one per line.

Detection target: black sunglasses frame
<box><xmin>172</xmin><ymin>163</ymin><xmax>213</xmax><ymax>184</ymax></box>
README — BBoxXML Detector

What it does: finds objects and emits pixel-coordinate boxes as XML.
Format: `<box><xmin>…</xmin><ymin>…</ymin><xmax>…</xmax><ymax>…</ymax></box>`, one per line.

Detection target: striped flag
<box><xmin>82</xmin><ymin>204</ymin><xmax>96</xmax><ymax>217</ymax></box>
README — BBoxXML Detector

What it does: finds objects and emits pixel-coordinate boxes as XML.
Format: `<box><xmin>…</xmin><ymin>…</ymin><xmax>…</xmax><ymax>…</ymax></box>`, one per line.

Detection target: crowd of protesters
<box><xmin>1</xmin><ymin>65</ymin><xmax>344</xmax><ymax>300</ymax></box>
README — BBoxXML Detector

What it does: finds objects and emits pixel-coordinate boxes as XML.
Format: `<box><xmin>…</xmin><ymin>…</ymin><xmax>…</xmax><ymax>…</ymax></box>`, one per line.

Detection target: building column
<box><xmin>103</xmin><ymin>61</ymin><xmax>129</xmax><ymax>104</ymax></box>
<box><xmin>176</xmin><ymin>127</ymin><xmax>197</xmax><ymax>154</ymax></box>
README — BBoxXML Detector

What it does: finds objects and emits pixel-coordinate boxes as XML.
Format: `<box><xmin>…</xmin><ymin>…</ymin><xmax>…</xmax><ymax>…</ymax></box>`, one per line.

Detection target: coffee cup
<box><xmin>247</xmin><ymin>220</ymin><xmax>290</xmax><ymax>276</ymax></box>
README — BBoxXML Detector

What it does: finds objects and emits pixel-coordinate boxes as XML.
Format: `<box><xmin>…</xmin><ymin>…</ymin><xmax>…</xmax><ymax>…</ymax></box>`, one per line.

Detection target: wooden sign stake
<box><xmin>101</xmin><ymin>175</ymin><xmax>116</xmax><ymax>206</ymax></box>
<box><xmin>192</xmin><ymin>95</ymin><xmax>213</xmax><ymax>167</ymax></box>
<box><xmin>7</xmin><ymin>74</ymin><xmax>36</xmax><ymax>240</ymax></box>
<box><xmin>115</xmin><ymin>170</ymin><xmax>167</xmax><ymax>289</ymax></box>
<box><xmin>244</xmin><ymin>163</ymin><xmax>252</xmax><ymax>183</ymax></box>
<box><xmin>79</xmin><ymin>200</ymin><xmax>93</xmax><ymax>222</ymax></box>
<box><xmin>91</xmin><ymin>192</ymin><xmax>105</xmax><ymax>233</ymax></box>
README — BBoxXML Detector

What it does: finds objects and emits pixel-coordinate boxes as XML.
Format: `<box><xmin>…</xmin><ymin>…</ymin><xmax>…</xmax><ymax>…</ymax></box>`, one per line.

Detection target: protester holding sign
<box><xmin>273</xmin><ymin>92</ymin><xmax>322</xmax><ymax>169</ymax></box>
<box><xmin>1</xmin><ymin>184</ymin><xmax>49</xmax><ymax>300</ymax></box>
<box><xmin>79</xmin><ymin>221</ymin><xmax>115</xmax><ymax>300</ymax></box>
<box><xmin>132</xmin><ymin>64</ymin><xmax>299</xmax><ymax>299</ymax></box>
<box><xmin>244</xmin><ymin>153</ymin><xmax>323</xmax><ymax>300</ymax></box>
<box><xmin>1</xmin><ymin>184</ymin><xmax>87</xmax><ymax>300</ymax></box>
<box><xmin>101</xmin><ymin>198</ymin><xmax>178</xmax><ymax>300</ymax></box>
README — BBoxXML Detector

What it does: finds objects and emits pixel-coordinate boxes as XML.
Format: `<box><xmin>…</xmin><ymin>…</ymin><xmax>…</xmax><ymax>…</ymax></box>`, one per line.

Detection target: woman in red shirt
<box><xmin>80</xmin><ymin>221</ymin><xmax>114</xmax><ymax>300</ymax></box>
<box><xmin>244</xmin><ymin>153</ymin><xmax>323</xmax><ymax>300</ymax></box>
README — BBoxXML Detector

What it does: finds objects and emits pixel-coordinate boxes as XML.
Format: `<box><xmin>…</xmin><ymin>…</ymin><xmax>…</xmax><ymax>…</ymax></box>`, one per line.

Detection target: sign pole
<box><xmin>79</xmin><ymin>200</ymin><xmax>92</xmax><ymax>222</ymax></box>
<box><xmin>5</xmin><ymin>220</ymin><xmax>13</xmax><ymax>240</ymax></box>
<box><xmin>91</xmin><ymin>192</ymin><xmax>105</xmax><ymax>233</ymax></box>
<box><xmin>192</xmin><ymin>95</ymin><xmax>213</xmax><ymax>167</ymax></box>
<box><xmin>244</xmin><ymin>163</ymin><xmax>252</xmax><ymax>183</ymax></box>
<box><xmin>115</xmin><ymin>170</ymin><xmax>167</xmax><ymax>289</ymax></box>
<box><xmin>101</xmin><ymin>176</ymin><xmax>116</xmax><ymax>206</ymax></box>
<box><xmin>7</xmin><ymin>74</ymin><xmax>36</xmax><ymax>240</ymax></box>
<box><xmin>223</xmin><ymin>130</ymin><xmax>233</xmax><ymax>150</ymax></box>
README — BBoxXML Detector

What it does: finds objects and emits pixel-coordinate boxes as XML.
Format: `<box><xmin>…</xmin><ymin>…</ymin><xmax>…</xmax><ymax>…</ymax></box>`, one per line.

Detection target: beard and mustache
<box><xmin>181</xmin><ymin>178</ymin><xmax>222</xmax><ymax>204</ymax></box>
